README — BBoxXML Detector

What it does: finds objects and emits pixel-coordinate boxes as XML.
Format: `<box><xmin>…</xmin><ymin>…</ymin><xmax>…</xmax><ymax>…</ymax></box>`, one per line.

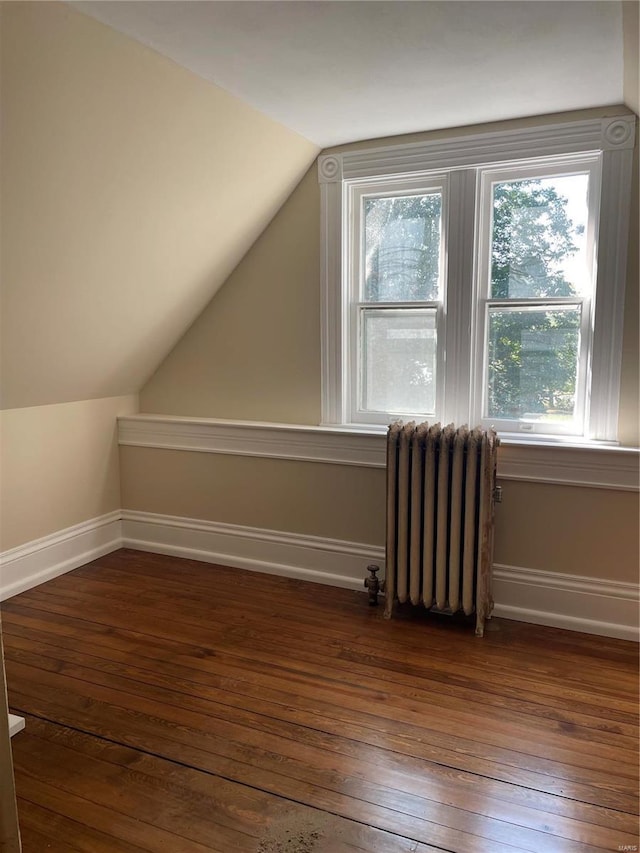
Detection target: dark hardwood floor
<box><xmin>2</xmin><ymin>549</ymin><xmax>638</xmax><ymax>852</ymax></box>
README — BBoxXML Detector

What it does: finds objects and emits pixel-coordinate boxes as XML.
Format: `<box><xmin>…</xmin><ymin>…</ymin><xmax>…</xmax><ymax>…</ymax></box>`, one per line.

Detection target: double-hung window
<box><xmin>319</xmin><ymin>114</ymin><xmax>635</xmax><ymax>442</ymax></box>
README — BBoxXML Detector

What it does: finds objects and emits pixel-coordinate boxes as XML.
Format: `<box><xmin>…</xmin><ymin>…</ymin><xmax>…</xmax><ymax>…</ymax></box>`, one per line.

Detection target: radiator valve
<box><xmin>364</xmin><ymin>564</ymin><xmax>381</xmax><ymax>606</ymax></box>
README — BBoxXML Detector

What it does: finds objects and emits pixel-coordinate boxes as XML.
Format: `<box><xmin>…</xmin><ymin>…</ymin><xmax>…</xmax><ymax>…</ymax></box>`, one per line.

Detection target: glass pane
<box><xmin>364</xmin><ymin>193</ymin><xmax>441</xmax><ymax>302</ymax></box>
<box><xmin>362</xmin><ymin>309</ymin><xmax>437</xmax><ymax>414</ymax></box>
<box><xmin>490</xmin><ymin>174</ymin><xmax>589</xmax><ymax>298</ymax></box>
<box><xmin>487</xmin><ymin>306</ymin><xmax>581</xmax><ymax>423</ymax></box>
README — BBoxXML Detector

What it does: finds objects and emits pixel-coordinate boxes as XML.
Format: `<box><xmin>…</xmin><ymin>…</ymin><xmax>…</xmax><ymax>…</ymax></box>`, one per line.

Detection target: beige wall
<box><xmin>494</xmin><ymin>480</ymin><xmax>639</xmax><ymax>580</ymax></box>
<box><xmin>142</xmin><ymin>165</ymin><xmax>322</xmax><ymax>423</ymax></box>
<box><xmin>620</xmin><ymin>2</ymin><xmax>640</xmax><ymax>445</ymax></box>
<box><xmin>623</xmin><ymin>1</ymin><xmax>639</xmax><ymax>115</ymax></box>
<box><xmin>0</xmin><ymin>2</ymin><xmax>318</xmax><ymax>410</ymax></box>
<box><xmin>0</xmin><ymin>1</ymin><xmax>317</xmax><ymax>555</ymax></box>
<box><xmin>0</xmin><ymin>395</ymin><xmax>136</xmax><ymax>551</ymax></box>
<box><xmin>141</xmin><ymin>107</ymin><xmax>639</xmax><ymax>446</ymax></box>
<box><xmin>120</xmin><ymin>446</ymin><xmax>639</xmax><ymax>583</ymax></box>
<box><xmin>120</xmin><ymin>447</ymin><xmax>384</xmax><ymax>545</ymax></box>
<box><xmin>619</xmin><ymin>142</ymin><xmax>639</xmax><ymax>446</ymax></box>
<box><xmin>135</xmin><ymin>106</ymin><xmax>639</xmax><ymax>585</ymax></box>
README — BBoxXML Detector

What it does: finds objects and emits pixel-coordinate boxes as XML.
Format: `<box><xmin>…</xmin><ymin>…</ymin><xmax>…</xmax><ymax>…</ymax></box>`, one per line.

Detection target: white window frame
<box><xmin>318</xmin><ymin>114</ymin><xmax>635</xmax><ymax>442</ymax></box>
<box><xmin>473</xmin><ymin>155</ymin><xmax>602</xmax><ymax>437</ymax></box>
<box><xmin>348</xmin><ymin>174</ymin><xmax>448</xmax><ymax>426</ymax></box>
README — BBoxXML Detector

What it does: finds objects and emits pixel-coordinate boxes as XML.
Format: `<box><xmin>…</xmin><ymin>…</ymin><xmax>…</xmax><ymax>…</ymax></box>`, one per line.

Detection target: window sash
<box><xmin>353</xmin><ymin>303</ymin><xmax>441</xmax><ymax>424</ymax></box>
<box><xmin>480</xmin><ymin>300</ymin><xmax>589</xmax><ymax>436</ymax></box>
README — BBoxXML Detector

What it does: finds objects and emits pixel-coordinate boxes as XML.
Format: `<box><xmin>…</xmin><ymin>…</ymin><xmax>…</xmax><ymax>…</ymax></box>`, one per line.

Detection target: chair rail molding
<box><xmin>118</xmin><ymin>414</ymin><xmax>640</xmax><ymax>491</ymax></box>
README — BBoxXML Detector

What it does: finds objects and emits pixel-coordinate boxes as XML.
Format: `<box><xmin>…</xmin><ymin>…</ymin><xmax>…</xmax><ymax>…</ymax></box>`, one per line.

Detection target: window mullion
<box><xmin>444</xmin><ymin>169</ymin><xmax>477</xmax><ymax>426</ymax></box>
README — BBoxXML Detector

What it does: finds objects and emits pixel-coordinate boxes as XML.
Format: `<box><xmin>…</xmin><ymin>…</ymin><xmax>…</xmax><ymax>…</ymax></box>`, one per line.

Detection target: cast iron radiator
<box><xmin>383</xmin><ymin>421</ymin><xmax>500</xmax><ymax>637</ymax></box>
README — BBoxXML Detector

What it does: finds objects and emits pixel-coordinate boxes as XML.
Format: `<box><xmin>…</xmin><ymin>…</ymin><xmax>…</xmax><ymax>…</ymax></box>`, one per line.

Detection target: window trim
<box><xmin>319</xmin><ymin>113</ymin><xmax>635</xmax><ymax>442</ymax></box>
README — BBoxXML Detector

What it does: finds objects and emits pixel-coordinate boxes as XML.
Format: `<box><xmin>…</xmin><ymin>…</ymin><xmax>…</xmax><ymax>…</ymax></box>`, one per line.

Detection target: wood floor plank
<box><xmin>4</xmin><ymin>549</ymin><xmax>639</xmax><ymax>853</ymax></box>
<box><xmin>71</xmin><ymin>553</ymin><xmax>639</xmax><ymax>672</ymax></box>
<box><xmin>5</xmin><ymin>637</ymin><xmax>638</xmax><ymax>810</ymax></box>
<box><xmin>17</xmin><ymin>822</ymin><xmax>87</xmax><ymax>853</ymax></box>
<box><xmin>15</xmin><ymin>716</ymin><xmax>444</xmax><ymax>853</ymax></box>
<box><xmin>5</xmin><ymin>592</ymin><xmax>637</xmax><ymax>793</ymax></box>
<box><xmin>5</xmin><ymin>617</ymin><xmax>636</xmax><ymax>764</ymax></box>
<box><xmin>8</xmin><ymin>651</ymin><xmax>639</xmax><ymax>850</ymax></box>
<box><xmin>11</xmin><ymin>708</ymin><xmax>528</xmax><ymax>853</ymax></box>
<box><xmin>12</xmin><ymin>579</ymin><xmax>637</xmax><ymax>743</ymax></box>
<box><xmin>6</xmin><ymin>625</ymin><xmax>637</xmax><ymax>841</ymax></box>
<box><xmin>14</xmin><ymin>583</ymin><xmax>639</xmax><ymax>723</ymax></box>
<box><xmin>7</xmin><ymin>650</ymin><xmax>637</xmax><ymax>818</ymax></box>
<box><xmin>16</xmin><ymin>775</ymin><xmax>225</xmax><ymax>853</ymax></box>
<box><xmin>16</xmin><ymin>798</ymin><xmax>151</xmax><ymax>853</ymax></box>
<box><xmin>25</xmin><ymin>565</ymin><xmax>637</xmax><ymax>695</ymax></box>
<box><xmin>4</xmin><ymin>605</ymin><xmax>637</xmax><ymax>742</ymax></box>
<box><xmin>6</xmin><ymin>631</ymin><xmax>637</xmax><ymax>784</ymax></box>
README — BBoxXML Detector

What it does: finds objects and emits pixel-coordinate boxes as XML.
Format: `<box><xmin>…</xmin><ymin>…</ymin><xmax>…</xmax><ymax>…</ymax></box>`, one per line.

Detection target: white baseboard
<box><xmin>2</xmin><ymin>509</ymin><xmax>637</xmax><ymax>641</ymax></box>
<box><xmin>492</xmin><ymin>564</ymin><xmax>639</xmax><ymax>641</ymax></box>
<box><xmin>121</xmin><ymin>510</ymin><xmax>384</xmax><ymax>592</ymax></box>
<box><xmin>122</xmin><ymin>510</ymin><xmax>638</xmax><ymax>641</ymax></box>
<box><xmin>0</xmin><ymin>511</ymin><xmax>122</xmax><ymax>601</ymax></box>
<box><xmin>8</xmin><ymin>714</ymin><xmax>25</xmax><ymax>738</ymax></box>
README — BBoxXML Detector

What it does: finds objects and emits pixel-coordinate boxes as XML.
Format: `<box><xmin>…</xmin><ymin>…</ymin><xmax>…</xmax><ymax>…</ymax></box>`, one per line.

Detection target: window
<box><xmin>319</xmin><ymin>115</ymin><xmax>635</xmax><ymax>441</ymax></box>
<box><xmin>475</xmin><ymin>161</ymin><xmax>599</xmax><ymax>437</ymax></box>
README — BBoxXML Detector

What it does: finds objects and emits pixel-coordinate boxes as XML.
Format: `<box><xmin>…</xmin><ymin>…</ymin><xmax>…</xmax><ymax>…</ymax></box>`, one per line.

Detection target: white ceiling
<box><xmin>72</xmin><ymin>1</ymin><xmax>624</xmax><ymax>148</ymax></box>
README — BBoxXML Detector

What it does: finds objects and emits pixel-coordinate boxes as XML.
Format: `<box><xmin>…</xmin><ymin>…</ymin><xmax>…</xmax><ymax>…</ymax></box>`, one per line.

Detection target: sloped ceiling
<box><xmin>0</xmin><ymin>3</ymin><xmax>318</xmax><ymax>410</ymax></box>
<box><xmin>72</xmin><ymin>1</ymin><xmax>625</xmax><ymax>147</ymax></box>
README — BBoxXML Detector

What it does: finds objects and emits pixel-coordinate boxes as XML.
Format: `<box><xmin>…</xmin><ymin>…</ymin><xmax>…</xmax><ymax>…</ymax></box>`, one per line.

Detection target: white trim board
<box><xmin>122</xmin><ymin>510</ymin><xmax>382</xmax><ymax>592</ymax></box>
<box><xmin>0</xmin><ymin>509</ymin><xmax>636</xmax><ymax>640</ymax></box>
<box><xmin>318</xmin><ymin>115</ymin><xmax>636</xmax><ymax>183</ymax></box>
<box><xmin>0</xmin><ymin>511</ymin><xmax>122</xmax><ymax>601</ymax></box>
<box><xmin>121</xmin><ymin>510</ymin><xmax>639</xmax><ymax>641</ymax></box>
<box><xmin>8</xmin><ymin>715</ymin><xmax>25</xmax><ymax>738</ymax></box>
<box><xmin>118</xmin><ymin>414</ymin><xmax>640</xmax><ymax>491</ymax></box>
<box><xmin>492</xmin><ymin>565</ymin><xmax>639</xmax><ymax>642</ymax></box>
<box><xmin>119</xmin><ymin>415</ymin><xmax>386</xmax><ymax>468</ymax></box>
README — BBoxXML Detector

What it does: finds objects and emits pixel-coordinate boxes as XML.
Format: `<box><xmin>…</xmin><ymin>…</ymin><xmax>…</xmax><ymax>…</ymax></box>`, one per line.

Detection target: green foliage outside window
<box><xmin>488</xmin><ymin>180</ymin><xmax>583</xmax><ymax>421</ymax></box>
<box><xmin>363</xmin><ymin>180</ymin><xmax>584</xmax><ymax>421</ymax></box>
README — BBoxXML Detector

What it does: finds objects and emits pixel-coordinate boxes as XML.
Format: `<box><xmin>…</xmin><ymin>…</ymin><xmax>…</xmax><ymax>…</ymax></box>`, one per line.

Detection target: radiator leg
<box><xmin>475</xmin><ymin>607</ymin><xmax>485</xmax><ymax>638</ymax></box>
<box><xmin>364</xmin><ymin>565</ymin><xmax>381</xmax><ymax>606</ymax></box>
<box><xmin>383</xmin><ymin>589</ymin><xmax>395</xmax><ymax>619</ymax></box>
<box><xmin>487</xmin><ymin>594</ymin><xmax>495</xmax><ymax>620</ymax></box>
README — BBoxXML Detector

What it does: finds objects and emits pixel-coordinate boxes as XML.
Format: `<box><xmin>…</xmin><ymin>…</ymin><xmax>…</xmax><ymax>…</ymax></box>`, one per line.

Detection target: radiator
<box><xmin>384</xmin><ymin>422</ymin><xmax>500</xmax><ymax>637</ymax></box>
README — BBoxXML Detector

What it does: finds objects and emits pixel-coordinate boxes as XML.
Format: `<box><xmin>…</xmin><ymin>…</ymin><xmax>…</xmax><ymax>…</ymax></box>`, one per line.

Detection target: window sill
<box><xmin>118</xmin><ymin>414</ymin><xmax>639</xmax><ymax>491</ymax></box>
